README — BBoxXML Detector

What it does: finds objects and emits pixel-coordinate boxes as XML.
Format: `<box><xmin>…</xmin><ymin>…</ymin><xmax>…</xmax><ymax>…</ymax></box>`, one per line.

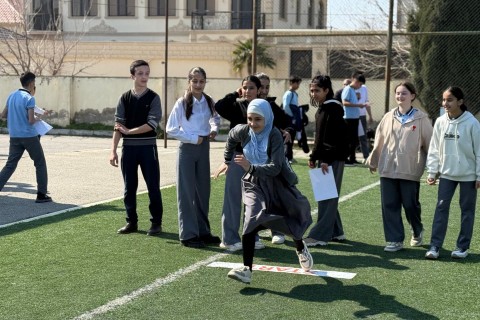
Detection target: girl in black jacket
<box><xmin>305</xmin><ymin>75</ymin><xmax>349</xmax><ymax>247</ymax></box>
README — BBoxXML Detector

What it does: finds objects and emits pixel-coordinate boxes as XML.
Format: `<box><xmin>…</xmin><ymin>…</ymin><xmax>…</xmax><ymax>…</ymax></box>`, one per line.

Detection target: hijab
<box><xmin>243</xmin><ymin>99</ymin><xmax>274</xmax><ymax>165</ymax></box>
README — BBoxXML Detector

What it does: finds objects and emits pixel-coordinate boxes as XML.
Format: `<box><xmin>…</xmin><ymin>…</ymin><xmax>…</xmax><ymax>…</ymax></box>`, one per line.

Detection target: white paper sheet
<box><xmin>34</xmin><ymin>105</ymin><xmax>45</xmax><ymax>115</ymax></box>
<box><xmin>358</xmin><ymin>121</ymin><xmax>365</xmax><ymax>136</ymax></box>
<box><xmin>309</xmin><ymin>167</ymin><xmax>338</xmax><ymax>201</ymax></box>
<box><xmin>34</xmin><ymin>120</ymin><xmax>53</xmax><ymax>136</ymax></box>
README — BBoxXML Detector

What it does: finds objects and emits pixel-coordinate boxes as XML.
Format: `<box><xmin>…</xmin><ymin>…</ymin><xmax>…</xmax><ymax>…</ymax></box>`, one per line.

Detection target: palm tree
<box><xmin>232</xmin><ymin>38</ymin><xmax>276</xmax><ymax>75</ymax></box>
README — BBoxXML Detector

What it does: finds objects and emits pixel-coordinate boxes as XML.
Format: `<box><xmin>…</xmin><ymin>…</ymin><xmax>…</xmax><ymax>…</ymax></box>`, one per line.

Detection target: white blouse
<box><xmin>166</xmin><ymin>94</ymin><xmax>220</xmax><ymax>144</ymax></box>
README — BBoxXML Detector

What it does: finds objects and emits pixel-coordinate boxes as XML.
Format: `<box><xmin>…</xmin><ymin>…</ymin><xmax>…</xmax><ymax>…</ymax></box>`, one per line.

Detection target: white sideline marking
<box><xmin>339</xmin><ymin>181</ymin><xmax>380</xmax><ymax>203</ymax></box>
<box><xmin>74</xmin><ymin>253</ymin><xmax>228</xmax><ymax>320</ymax></box>
<box><xmin>207</xmin><ymin>262</ymin><xmax>356</xmax><ymax>279</ymax></box>
<box><xmin>305</xmin><ymin>180</ymin><xmax>380</xmax><ymax>217</ymax></box>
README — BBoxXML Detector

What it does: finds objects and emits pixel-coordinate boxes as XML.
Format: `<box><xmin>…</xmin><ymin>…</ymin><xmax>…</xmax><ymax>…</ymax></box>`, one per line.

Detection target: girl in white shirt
<box><xmin>425</xmin><ymin>86</ymin><xmax>480</xmax><ymax>260</ymax></box>
<box><xmin>166</xmin><ymin>67</ymin><xmax>220</xmax><ymax>248</ymax></box>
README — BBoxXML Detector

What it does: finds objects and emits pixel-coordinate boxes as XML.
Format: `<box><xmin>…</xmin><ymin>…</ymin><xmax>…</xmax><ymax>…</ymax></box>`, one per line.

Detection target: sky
<box><xmin>326</xmin><ymin>0</ymin><xmax>399</xmax><ymax>30</ymax></box>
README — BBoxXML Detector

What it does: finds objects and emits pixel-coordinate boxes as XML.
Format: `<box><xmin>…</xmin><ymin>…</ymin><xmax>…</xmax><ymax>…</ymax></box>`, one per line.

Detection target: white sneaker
<box><xmin>227</xmin><ymin>266</ymin><xmax>252</xmax><ymax>284</ymax></box>
<box><xmin>272</xmin><ymin>234</ymin><xmax>285</xmax><ymax>244</ymax></box>
<box><xmin>425</xmin><ymin>246</ymin><xmax>440</xmax><ymax>259</ymax></box>
<box><xmin>254</xmin><ymin>240</ymin><xmax>265</xmax><ymax>250</ymax></box>
<box><xmin>297</xmin><ymin>241</ymin><xmax>314</xmax><ymax>271</ymax></box>
<box><xmin>384</xmin><ymin>242</ymin><xmax>404</xmax><ymax>252</ymax></box>
<box><xmin>303</xmin><ymin>237</ymin><xmax>328</xmax><ymax>247</ymax></box>
<box><xmin>219</xmin><ymin>242</ymin><xmax>242</xmax><ymax>252</ymax></box>
<box><xmin>410</xmin><ymin>230</ymin><xmax>424</xmax><ymax>247</ymax></box>
<box><xmin>451</xmin><ymin>248</ymin><xmax>468</xmax><ymax>259</ymax></box>
<box><xmin>331</xmin><ymin>235</ymin><xmax>346</xmax><ymax>242</ymax></box>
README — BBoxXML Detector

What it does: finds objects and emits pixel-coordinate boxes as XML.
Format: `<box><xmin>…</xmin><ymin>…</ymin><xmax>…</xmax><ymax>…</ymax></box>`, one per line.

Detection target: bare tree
<box><xmin>0</xmin><ymin>0</ymin><xmax>97</xmax><ymax>76</ymax></box>
<box><xmin>330</xmin><ymin>0</ymin><xmax>415</xmax><ymax>79</ymax></box>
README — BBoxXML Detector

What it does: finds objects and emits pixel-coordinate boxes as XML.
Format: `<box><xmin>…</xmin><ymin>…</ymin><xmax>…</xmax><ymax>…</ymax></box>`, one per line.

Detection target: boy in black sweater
<box><xmin>109</xmin><ymin>60</ymin><xmax>163</xmax><ymax>236</ymax></box>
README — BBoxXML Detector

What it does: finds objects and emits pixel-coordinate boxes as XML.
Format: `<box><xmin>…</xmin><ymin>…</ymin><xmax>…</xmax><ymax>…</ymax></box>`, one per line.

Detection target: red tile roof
<box><xmin>0</xmin><ymin>0</ymin><xmax>22</xmax><ymax>24</ymax></box>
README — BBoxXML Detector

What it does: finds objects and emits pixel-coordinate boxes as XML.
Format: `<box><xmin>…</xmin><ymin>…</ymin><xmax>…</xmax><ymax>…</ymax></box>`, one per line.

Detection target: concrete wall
<box><xmin>0</xmin><ymin>75</ymin><xmax>419</xmax><ymax>129</ymax></box>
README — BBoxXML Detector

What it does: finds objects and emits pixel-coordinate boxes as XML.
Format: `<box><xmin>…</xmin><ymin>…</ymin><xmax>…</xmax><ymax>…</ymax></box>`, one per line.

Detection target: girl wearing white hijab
<box><xmin>215</xmin><ymin>99</ymin><xmax>313</xmax><ymax>284</ymax></box>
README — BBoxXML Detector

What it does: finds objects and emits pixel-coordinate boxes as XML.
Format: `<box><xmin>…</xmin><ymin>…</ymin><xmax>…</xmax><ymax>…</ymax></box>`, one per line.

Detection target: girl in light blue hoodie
<box><xmin>425</xmin><ymin>87</ymin><xmax>480</xmax><ymax>260</ymax></box>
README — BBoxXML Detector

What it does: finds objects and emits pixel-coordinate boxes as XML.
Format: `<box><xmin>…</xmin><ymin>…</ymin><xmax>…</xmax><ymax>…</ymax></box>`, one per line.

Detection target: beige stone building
<box><xmin>1</xmin><ymin>0</ymin><xmax>328</xmax><ymax>78</ymax></box>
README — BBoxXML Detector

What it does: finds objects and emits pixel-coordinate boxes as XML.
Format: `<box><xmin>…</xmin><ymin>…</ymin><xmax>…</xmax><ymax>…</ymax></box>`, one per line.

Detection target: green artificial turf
<box><xmin>1</xmin><ymin>161</ymin><xmax>479</xmax><ymax>320</ymax></box>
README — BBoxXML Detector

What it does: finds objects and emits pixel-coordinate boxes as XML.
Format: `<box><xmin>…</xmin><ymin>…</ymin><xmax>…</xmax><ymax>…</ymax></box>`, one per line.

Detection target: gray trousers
<box><xmin>221</xmin><ymin>152</ymin><xmax>245</xmax><ymax>245</ymax></box>
<box><xmin>430</xmin><ymin>178</ymin><xmax>477</xmax><ymax>250</ymax></box>
<box><xmin>358</xmin><ymin>115</ymin><xmax>370</xmax><ymax>159</ymax></box>
<box><xmin>0</xmin><ymin>136</ymin><xmax>48</xmax><ymax>194</ymax></box>
<box><xmin>380</xmin><ymin>177</ymin><xmax>423</xmax><ymax>242</ymax></box>
<box><xmin>307</xmin><ymin>160</ymin><xmax>345</xmax><ymax>241</ymax></box>
<box><xmin>177</xmin><ymin>139</ymin><xmax>212</xmax><ymax>241</ymax></box>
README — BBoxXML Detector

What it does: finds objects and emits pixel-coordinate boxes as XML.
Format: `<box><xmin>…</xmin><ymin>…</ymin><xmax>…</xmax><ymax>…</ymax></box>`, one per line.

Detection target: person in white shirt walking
<box><xmin>425</xmin><ymin>86</ymin><xmax>480</xmax><ymax>260</ymax></box>
<box><xmin>166</xmin><ymin>67</ymin><xmax>221</xmax><ymax>248</ymax></box>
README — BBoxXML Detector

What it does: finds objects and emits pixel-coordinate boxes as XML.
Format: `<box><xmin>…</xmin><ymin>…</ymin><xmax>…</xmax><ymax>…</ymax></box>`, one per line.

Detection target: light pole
<box><xmin>252</xmin><ymin>0</ymin><xmax>258</xmax><ymax>74</ymax></box>
<box><xmin>384</xmin><ymin>0</ymin><xmax>394</xmax><ymax>114</ymax></box>
<box><xmin>163</xmin><ymin>0</ymin><xmax>169</xmax><ymax>148</ymax></box>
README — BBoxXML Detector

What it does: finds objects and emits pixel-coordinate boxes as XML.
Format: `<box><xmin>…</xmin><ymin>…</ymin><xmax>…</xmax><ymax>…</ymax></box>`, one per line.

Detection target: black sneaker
<box><xmin>147</xmin><ymin>223</ymin><xmax>162</xmax><ymax>236</ymax></box>
<box><xmin>117</xmin><ymin>223</ymin><xmax>138</xmax><ymax>234</ymax></box>
<box><xmin>35</xmin><ymin>193</ymin><xmax>52</xmax><ymax>203</ymax></box>
<box><xmin>181</xmin><ymin>237</ymin><xmax>206</xmax><ymax>248</ymax></box>
<box><xmin>200</xmin><ymin>234</ymin><xmax>221</xmax><ymax>245</ymax></box>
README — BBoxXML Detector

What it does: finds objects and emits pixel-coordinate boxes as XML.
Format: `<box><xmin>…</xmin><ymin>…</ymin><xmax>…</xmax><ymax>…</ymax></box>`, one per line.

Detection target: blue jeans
<box><xmin>121</xmin><ymin>144</ymin><xmax>163</xmax><ymax>224</ymax></box>
<box><xmin>0</xmin><ymin>136</ymin><xmax>48</xmax><ymax>194</ymax></box>
<box><xmin>430</xmin><ymin>178</ymin><xmax>477</xmax><ymax>250</ymax></box>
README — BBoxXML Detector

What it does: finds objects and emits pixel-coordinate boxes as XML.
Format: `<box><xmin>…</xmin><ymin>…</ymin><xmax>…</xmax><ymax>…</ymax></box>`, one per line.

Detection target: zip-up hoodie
<box><xmin>366</xmin><ymin>107</ymin><xmax>433</xmax><ymax>181</ymax></box>
<box><xmin>427</xmin><ymin>111</ymin><xmax>480</xmax><ymax>182</ymax></box>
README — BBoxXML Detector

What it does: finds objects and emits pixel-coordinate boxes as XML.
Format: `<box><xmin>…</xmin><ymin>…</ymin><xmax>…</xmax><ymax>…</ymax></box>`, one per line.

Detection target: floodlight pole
<box><xmin>163</xmin><ymin>0</ymin><xmax>169</xmax><ymax>148</ymax></box>
<box><xmin>384</xmin><ymin>0</ymin><xmax>394</xmax><ymax>114</ymax></box>
<box><xmin>252</xmin><ymin>0</ymin><xmax>258</xmax><ymax>74</ymax></box>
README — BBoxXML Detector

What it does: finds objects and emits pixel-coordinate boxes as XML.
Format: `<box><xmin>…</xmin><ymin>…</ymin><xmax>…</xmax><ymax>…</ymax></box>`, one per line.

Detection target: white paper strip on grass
<box><xmin>207</xmin><ymin>262</ymin><xmax>356</xmax><ymax>280</ymax></box>
<box><xmin>309</xmin><ymin>167</ymin><xmax>338</xmax><ymax>202</ymax></box>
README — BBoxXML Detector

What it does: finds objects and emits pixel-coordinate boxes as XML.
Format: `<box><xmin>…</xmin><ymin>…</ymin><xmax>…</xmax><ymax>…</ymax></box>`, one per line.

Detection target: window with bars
<box><xmin>108</xmin><ymin>0</ymin><xmax>135</xmax><ymax>16</ymax></box>
<box><xmin>72</xmin><ymin>0</ymin><xmax>98</xmax><ymax>16</ymax></box>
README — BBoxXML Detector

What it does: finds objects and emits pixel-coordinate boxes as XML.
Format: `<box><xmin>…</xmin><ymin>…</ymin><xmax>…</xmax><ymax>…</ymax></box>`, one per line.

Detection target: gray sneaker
<box><xmin>451</xmin><ymin>248</ymin><xmax>468</xmax><ymax>259</ymax></box>
<box><xmin>227</xmin><ymin>266</ymin><xmax>252</xmax><ymax>284</ymax></box>
<box><xmin>384</xmin><ymin>242</ymin><xmax>404</xmax><ymax>252</ymax></box>
<box><xmin>425</xmin><ymin>246</ymin><xmax>440</xmax><ymax>259</ymax></box>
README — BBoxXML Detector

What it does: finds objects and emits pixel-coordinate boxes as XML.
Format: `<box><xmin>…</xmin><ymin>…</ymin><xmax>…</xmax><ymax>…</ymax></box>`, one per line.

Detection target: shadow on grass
<box><xmin>255</xmin><ymin>240</ymin><xmax>409</xmax><ymax>271</ymax></box>
<box><xmin>0</xmin><ymin>203</ymin><xmax>123</xmax><ymax>237</ymax></box>
<box><xmin>240</xmin><ymin>278</ymin><xmax>439</xmax><ymax>319</ymax></box>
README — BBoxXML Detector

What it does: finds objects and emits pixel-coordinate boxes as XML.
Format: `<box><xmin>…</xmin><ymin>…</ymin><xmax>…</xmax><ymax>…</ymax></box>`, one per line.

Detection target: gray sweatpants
<box><xmin>380</xmin><ymin>177</ymin><xmax>423</xmax><ymax>242</ymax></box>
<box><xmin>0</xmin><ymin>136</ymin><xmax>48</xmax><ymax>194</ymax></box>
<box><xmin>176</xmin><ymin>139</ymin><xmax>212</xmax><ymax>241</ymax></box>
<box><xmin>430</xmin><ymin>178</ymin><xmax>477</xmax><ymax>250</ymax></box>
<box><xmin>221</xmin><ymin>152</ymin><xmax>245</xmax><ymax>245</ymax></box>
<box><xmin>307</xmin><ymin>160</ymin><xmax>345</xmax><ymax>241</ymax></box>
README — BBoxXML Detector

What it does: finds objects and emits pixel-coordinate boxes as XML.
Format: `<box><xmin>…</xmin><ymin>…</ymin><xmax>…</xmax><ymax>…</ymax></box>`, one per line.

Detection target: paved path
<box><xmin>0</xmin><ymin>135</ymin><xmax>230</xmax><ymax>226</ymax></box>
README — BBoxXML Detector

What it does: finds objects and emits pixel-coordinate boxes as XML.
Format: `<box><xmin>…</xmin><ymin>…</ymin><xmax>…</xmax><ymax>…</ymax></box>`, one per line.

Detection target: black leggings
<box><xmin>242</xmin><ymin>226</ymin><xmax>305</xmax><ymax>270</ymax></box>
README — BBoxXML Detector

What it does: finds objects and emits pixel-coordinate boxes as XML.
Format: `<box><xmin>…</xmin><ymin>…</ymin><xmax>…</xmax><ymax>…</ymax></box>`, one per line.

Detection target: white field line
<box><xmin>0</xmin><ymin>183</ymin><xmax>176</xmax><ymax>230</ymax></box>
<box><xmin>73</xmin><ymin>253</ymin><xmax>228</xmax><ymax>320</ymax></box>
<box><xmin>72</xmin><ymin>180</ymin><xmax>380</xmax><ymax>319</ymax></box>
<box><xmin>309</xmin><ymin>181</ymin><xmax>380</xmax><ymax>216</ymax></box>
